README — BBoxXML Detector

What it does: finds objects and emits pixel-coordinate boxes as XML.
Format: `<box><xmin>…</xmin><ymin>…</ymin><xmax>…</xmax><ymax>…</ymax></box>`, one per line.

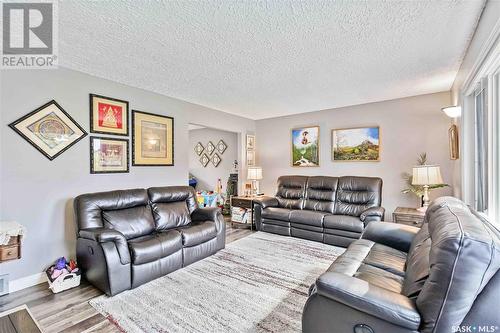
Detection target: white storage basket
<box><xmin>47</xmin><ymin>272</ymin><xmax>81</xmax><ymax>293</ymax></box>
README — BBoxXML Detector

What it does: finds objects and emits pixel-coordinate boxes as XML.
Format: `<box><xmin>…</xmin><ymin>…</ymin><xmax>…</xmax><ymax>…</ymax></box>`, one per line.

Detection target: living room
<box><xmin>0</xmin><ymin>1</ymin><xmax>499</xmax><ymax>333</ymax></box>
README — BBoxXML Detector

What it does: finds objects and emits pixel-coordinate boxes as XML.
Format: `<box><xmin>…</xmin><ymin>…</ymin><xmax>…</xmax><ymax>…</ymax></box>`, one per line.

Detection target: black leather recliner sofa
<box><xmin>74</xmin><ymin>186</ymin><xmax>225</xmax><ymax>296</ymax></box>
<box><xmin>254</xmin><ymin>175</ymin><xmax>384</xmax><ymax>247</ymax></box>
<box><xmin>302</xmin><ymin>196</ymin><xmax>500</xmax><ymax>333</ymax></box>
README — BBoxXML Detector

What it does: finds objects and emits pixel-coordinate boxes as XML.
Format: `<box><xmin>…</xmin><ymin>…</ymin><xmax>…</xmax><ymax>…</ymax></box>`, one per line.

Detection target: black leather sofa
<box><xmin>302</xmin><ymin>196</ymin><xmax>500</xmax><ymax>333</ymax></box>
<box><xmin>74</xmin><ymin>186</ymin><xmax>225</xmax><ymax>296</ymax></box>
<box><xmin>254</xmin><ymin>176</ymin><xmax>384</xmax><ymax>247</ymax></box>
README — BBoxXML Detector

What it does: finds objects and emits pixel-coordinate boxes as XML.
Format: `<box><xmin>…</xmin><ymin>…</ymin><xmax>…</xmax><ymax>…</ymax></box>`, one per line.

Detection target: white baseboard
<box><xmin>9</xmin><ymin>272</ymin><xmax>47</xmax><ymax>293</ymax></box>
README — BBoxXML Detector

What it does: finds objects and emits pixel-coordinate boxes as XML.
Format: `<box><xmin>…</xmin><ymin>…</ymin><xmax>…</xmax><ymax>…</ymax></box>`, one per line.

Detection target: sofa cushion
<box><xmin>262</xmin><ymin>218</ymin><xmax>290</xmax><ymax>227</ymax></box>
<box><xmin>363</xmin><ymin>243</ymin><xmax>407</xmax><ymax>277</ymax></box>
<box><xmin>128</xmin><ymin>230</ymin><xmax>182</xmax><ymax>265</ymax></box>
<box><xmin>334</xmin><ymin>176</ymin><xmax>382</xmax><ymax>217</ymax></box>
<box><xmin>275</xmin><ymin>175</ymin><xmax>307</xmax><ymax>209</ymax></box>
<box><xmin>304</xmin><ymin>176</ymin><xmax>338</xmax><ymax>213</ymax></box>
<box><xmin>178</xmin><ymin>221</ymin><xmax>217</xmax><ymax>247</ymax></box>
<box><xmin>261</xmin><ymin>207</ymin><xmax>292</xmax><ymax>221</ymax></box>
<box><xmin>151</xmin><ymin>201</ymin><xmax>191</xmax><ymax>230</ymax></box>
<box><xmin>323</xmin><ymin>215</ymin><xmax>363</xmax><ymax>233</ymax></box>
<box><xmin>416</xmin><ymin>197</ymin><xmax>500</xmax><ymax>333</ymax></box>
<box><xmin>289</xmin><ymin>210</ymin><xmax>328</xmax><ymax>227</ymax></box>
<box><xmin>103</xmin><ymin>205</ymin><xmax>155</xmax><ymax>240</ymax></box>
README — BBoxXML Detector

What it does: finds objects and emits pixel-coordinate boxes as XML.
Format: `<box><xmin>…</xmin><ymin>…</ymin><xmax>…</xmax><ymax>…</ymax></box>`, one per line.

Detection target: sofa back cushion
<box><xmin>148</xmin><ymin>186</ymin><xmax>197</xmax><ymax>230</ymax></box>
<box><xmin>415</xmin><ymin>197</ymin><xmax>500</xmax><ymax>333</ymax></box>
<box><xmin>304</xmin><ymin>176</ymin><xmax>339</xmax><ymax>213</ymax></box>
<box><xmin>74</xmin><ymin>188</ymin><xmax>155</xmax><ymax>239</ymax></box>
<box><xmin>334</xmin><ymin>176</ymin><xmax>382</xmax><ymax>216</ymax></box>
<box><xmin>275</xmin><ymin>176</ymin><xmax>307</xmax><ymax>209</ymax></box>
<box><xmin>402</xmin><ymin>223</ymin><xmax>431</xmax><ymax>298</ymax></box>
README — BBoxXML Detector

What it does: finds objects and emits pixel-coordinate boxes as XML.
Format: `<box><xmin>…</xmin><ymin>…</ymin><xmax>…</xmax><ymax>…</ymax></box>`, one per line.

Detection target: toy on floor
<box><xmin>45</xmin><ymin>257</ymin><xmax>81</xmax><ymax>293</ymax></box>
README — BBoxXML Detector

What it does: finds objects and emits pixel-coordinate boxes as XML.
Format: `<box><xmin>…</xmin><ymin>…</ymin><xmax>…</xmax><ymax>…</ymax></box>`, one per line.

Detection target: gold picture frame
<box><xmin>449</xmin><ymin>124</ymin><xmax>459</xmax><ymax>160</ymax></box>
<box><xmin>291</xmin><ymin>126</ymin><xmax>320</xmax><ymax>167</ymax></box>
<box><xmin>90</xmin><ymin>94</ymin><xmax>129</xmax><ymax>136</ymax></box>
<box><xmin>331</xmin><ymin>126</ymin><xmax>380</xmax><ymax>162</ymax></box>
<box><xmin>132</xmin><ymin>110</ymin><xmax>174</xmax><ymax>166</ymax></box>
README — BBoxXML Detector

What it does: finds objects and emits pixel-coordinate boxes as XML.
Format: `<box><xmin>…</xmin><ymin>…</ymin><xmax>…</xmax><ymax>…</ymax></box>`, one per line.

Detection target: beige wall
<box><xmin>256</xmin><ymin>92</ymin><xmax>453</xmax><ymax>219</ymax></box>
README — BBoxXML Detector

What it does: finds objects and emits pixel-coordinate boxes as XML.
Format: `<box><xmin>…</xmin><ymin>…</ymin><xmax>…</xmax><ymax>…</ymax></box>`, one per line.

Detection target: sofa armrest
<box><xmin>360</xmin><ymin>206</ymin><xmax>385</xmax><ymax>223</ymax></box>
<box><xmin>315</xmin><ymin>272</ymin><xmax>420</xmax><ymax>330</ymax></box>
<box><xmin>191</xmin><ymin>207</ymin><xmax>224</xmax><ymax>232</ymax></box>
<box><xmin>253</xmin><ymin>196</ymin><xmax>279</xmax><ymax>209</ymax></box>
<box><xmin>361</xmin><ymin>222</ymin><xmax>420</xmax><ymax>252</ymax></box>
<box><xmin>78</xmin><ymin>228</ymin><xmax>130</xmax><ymax>265</ymax></box>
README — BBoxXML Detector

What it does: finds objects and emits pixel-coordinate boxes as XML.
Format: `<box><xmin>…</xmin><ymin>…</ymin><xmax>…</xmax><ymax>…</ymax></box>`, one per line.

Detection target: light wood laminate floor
<box><xmin>0</xmin><ymin>221</ymin><xmax>254</xmax><ymax>333</ymax></box>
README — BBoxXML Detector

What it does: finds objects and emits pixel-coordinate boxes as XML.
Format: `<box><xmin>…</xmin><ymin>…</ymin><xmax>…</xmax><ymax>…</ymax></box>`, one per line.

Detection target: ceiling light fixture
<box><xmin>442</xmin><ymin>106</ymin><xmax>461</xmax><ymax>118</ymax></box>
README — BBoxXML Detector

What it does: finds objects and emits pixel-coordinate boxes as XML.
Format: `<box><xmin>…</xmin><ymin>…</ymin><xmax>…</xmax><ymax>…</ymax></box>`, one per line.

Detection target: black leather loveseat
<box><xmin>254</xmin><ymin>176</ymin><xmax>384</xmax><ymax>247</ymax></box>
<box><xmin>303</xmin><ymin>196</ymin><xmax>500</xmax><ymax>333</ymax></box>
<box><xmin>74</xmin><ymin>186</ymin><xmax>225</xmax><ymax>296</ymax></box>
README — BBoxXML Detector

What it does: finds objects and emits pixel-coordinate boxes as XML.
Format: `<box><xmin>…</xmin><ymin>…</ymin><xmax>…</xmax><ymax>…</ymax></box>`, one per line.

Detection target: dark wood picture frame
<box><xmin>90</xmin><ymin>136</ymin><xmax>129</xmax><ymax>174</ymax></box>
<box><xmin>132</xmin><ymin>110</ymin><xmax>174</xmax><ymax>166</ymax></box>
<box><xmin>90</xmin><ymin>94</ymin><xmax>129</xmax><ymax>136</ymax></box>
<box><xmin>8</xmin><ymin>100</ymin><xmax>87</xmax><ymax>161</ymax></box>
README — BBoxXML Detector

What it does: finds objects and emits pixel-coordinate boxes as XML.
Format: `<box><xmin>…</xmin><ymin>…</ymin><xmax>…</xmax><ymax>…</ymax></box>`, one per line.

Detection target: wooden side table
<box><xmin>392</xmin><ymin>207</ymin><xmax>425</xmax><ymax>228</ymax></box>
<box><xmin>230</xmin><ymin>196</ymin><xmax>258</xmax><ymax>230</ymax></box>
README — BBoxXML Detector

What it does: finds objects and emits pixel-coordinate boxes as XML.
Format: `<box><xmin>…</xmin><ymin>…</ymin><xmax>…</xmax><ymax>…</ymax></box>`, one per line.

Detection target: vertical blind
<box><xmin>474</xmin><ymin>80</ymin><xmax>488</xmax><ymax>212</ymax></box>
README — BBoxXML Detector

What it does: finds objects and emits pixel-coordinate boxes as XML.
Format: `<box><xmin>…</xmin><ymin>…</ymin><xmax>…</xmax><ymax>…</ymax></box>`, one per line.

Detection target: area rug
<box><xmin>89</xmin><ymin>232</ymin><xmax>344</xmax><ymax>333</ymax></box>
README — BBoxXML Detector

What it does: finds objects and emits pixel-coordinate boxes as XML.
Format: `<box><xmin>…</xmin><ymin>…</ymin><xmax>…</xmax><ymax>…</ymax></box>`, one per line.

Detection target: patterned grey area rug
<box><xmin>89</xmin><ymin>232</ymin><xmax>344</xmax><ymax>333</ymax></box>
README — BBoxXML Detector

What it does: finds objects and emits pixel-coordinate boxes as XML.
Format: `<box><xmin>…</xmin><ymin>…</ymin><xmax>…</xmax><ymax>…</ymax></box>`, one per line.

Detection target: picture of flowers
<box><xmin>291</xmin><ymin>126</ymin><xmax>319</xmax><ymax>167</ymax></box>
<box><xmin>332</xmin><ymin>126</ymin><xmax>380</xmax><ymax>161</ymax></box>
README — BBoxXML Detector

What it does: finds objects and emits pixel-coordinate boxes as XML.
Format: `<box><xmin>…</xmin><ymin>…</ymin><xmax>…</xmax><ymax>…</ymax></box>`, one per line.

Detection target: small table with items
<box><xmin>0</xmin><ymin>221</ymin><xmax>25</xmax><ymax>263</ymax></box>
<box><xmin>230</xmin><ymin>196</ymin><xmax>261</xmax><ymax>230</ymax></box>
<box><xmin>392</xmin><ymin>207</ymin><xmax>426</xmax><ymax>228</ymax></box>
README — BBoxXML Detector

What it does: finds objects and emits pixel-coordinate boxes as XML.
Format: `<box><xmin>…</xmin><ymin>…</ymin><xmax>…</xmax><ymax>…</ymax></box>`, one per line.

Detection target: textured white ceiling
<box><xmin>59</xmin><ymin>1</ymin><xmax>485</xmax><ymax>120</ymax></box>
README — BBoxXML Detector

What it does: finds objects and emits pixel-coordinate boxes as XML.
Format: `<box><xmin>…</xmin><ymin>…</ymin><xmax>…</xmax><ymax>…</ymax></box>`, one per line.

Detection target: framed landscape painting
<box><xmin>90</xmin><ymin>94</ymin><xmax>129</xmax><ymax>136</ymax></box>
<box><xmin>332</xmin><ymin>126</ymin><xmax>380</xmax><ymax>162</ymax></box>
<box><xmin>291</xmin><ymin>126</ymin><xmax>319</xmax><ymax>167</ymax></box>
<box><xmin>90</xmin><ymin>137</ymin><xmax>129</xmax><ymax>173</ymax></box>
<box><xmin>132</xmin><ymin>110</ymin><xmax>174</xmax><ymax>166</ymax></box>
<box><xmin>9</xmin><ymin>100</ymin><xmax>87</xmax><ymax>160</ymax></box>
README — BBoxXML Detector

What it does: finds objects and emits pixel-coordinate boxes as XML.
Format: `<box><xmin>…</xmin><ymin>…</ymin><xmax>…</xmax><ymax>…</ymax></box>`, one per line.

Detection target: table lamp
<box><xmin>247</xmin><ymin>166</ymin><xmax>263</xmax><ymax>196</ymax></box>
<box><xmin>412</xmin><ymin>165</ymin><xmax>444</xmax><ymax>212</ymax></box>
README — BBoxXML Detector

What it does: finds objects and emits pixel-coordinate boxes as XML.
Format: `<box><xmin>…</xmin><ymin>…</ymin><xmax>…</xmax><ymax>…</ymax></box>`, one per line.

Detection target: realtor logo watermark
<box><xmin>1</xmin><ymin>1</ymin><xmax>58</xmax><ymax>68</ymax></box>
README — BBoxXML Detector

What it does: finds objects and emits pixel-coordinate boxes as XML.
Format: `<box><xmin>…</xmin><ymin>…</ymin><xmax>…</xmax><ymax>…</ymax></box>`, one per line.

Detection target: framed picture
<box><xmin>211</xmin><ymin>153</ymin><xmax>222</xmax><ymax>167</ymax></box>
<box><xmin>200</xmin><ymin>153</ymin><xmax>210</xmax><ymax>167</ymax></box>
<box><xmin>90</xmin><ymin>137</ymin><xmax>129</xmax><ymax>173</ymax></box>
<box><xmin>194</xmin><ymin>142</ymin><xmax>204</xmax><ymax>156</ymax></box>
<box><xmin>132</xmin><ymin>110</ymin><xmax>174</xmax><ymax>166</ymax></box>
<box><xmin>246</xmin><ymin>134</ymin><xmax>255</xmax><ymax>150</ymax></box>
<box><xmin>291</xmin><ymin>126</ymin><xmax>319</xmax><ymax>167</ymax></box>
<box><xmin>246</xmin><ymin>150</ymin><xmax>255</xmax><ymax>166</ymax></box>
<box><xmin>206</xmin><ymin>141</ymin><xmax>215</xmax><ymax>155</ymax></box>
<box><xmin>9</xmin><ymin>100</ymin><xmax>87</xmax><ymax>161</ymax></box>
<box><xmin>449</xmin><ymin>124</ymin><xmax>459</xmax><ymax>160</ymax></box>
<box><xmin>216</xmin><ymin>140</ymin><xmax>227</xmax><ymax>154</ymax></box>
<box><xmin>332</xmin><ymin>126</ymin><xmax>380</xmax><ymax>162</ymax></box>
<box><xmin>90</xmin><ymin>94</ymin><xmax>129</xmax><ymax>136</ymax></box>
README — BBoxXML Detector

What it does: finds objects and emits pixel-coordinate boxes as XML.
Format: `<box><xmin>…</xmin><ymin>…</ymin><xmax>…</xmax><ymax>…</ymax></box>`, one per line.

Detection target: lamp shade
<box><xmin>412</xmin><ymin>165</ymin><xmax>444</xmax><ymax>185</ymax></box>
<box><xmin>247</xmin><ymin>166</ymin><xmax>263</xmax><ymax>180</ymax></box>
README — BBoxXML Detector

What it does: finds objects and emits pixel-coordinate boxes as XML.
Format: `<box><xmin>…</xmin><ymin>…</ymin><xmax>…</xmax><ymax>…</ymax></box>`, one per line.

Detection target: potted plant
<box><xmin>401</xmin><ymin>153</ymin><xmax>449</xmax><ymax>208</ymax></box>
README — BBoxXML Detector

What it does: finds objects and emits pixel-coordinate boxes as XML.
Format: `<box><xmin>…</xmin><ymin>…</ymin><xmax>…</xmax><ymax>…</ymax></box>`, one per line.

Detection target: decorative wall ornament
<box><xmin>90</xmin><ymin>136</ymin><xmax>129</xmax><ymax>174</ymax></box>
<box><xmin>449</xmin><ymin>124</ymin><xmax>459</xmax><ymax>160</ymax></box>
<box><xmin>291</xmin><ymin>126</ymin><xmax>319</xmax><ymax>167</ymax></box>
<box><xmin>194</xmin><ymin>142</ymin><xmax>205</xmax><ymax>156</ymax></box>
<box><xmin>206</xmin><ymin>141</ymin><xmax>215</xmax><ymax>155</ymax></box>
<box><xmin>331</xmin><ymin>126</ymin><xmax>380</xmax><ymax>162</ymax></box>
<box><xmin>90</xmin><ymin>94</ymin><xmax>129</xmax><ymax>136</ymax></box>
<box><xmin>216</xmin><ymin>140</ymin><xmax>227</xmax><ymax>154</ymax></box>
<box><xmin>9</xmin><ymin>100</ymin><xmax>87</xmax><ymax>161</ymax></box>
<box><xmin>132</xmin><ymin>110</ymin><xmax>174</xmax><ymax>166</ymax></box>
<box><xmin>200</xmin><ymin>153</ymin><xmax>210</xmax><ymax>167</ymax></box>
<box><xmin>211</xmin><ymin>153</ymin><xmax>222</xmax><ymax>167</ymax></box>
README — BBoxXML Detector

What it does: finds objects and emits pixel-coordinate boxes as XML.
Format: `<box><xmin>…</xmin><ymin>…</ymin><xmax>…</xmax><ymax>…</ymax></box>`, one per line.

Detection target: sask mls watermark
<box><xmin>1</xmin><ymin>1</ymin><xmax>58</xmax><ymax>68</ymax></box>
